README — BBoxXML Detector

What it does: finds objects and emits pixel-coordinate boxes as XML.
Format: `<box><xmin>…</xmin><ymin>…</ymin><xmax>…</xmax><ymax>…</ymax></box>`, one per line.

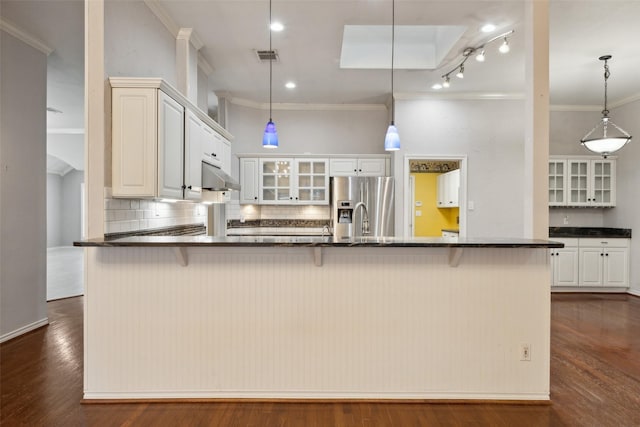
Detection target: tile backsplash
<box><xmin>104</xmin><ymin>188</ymin><xmax>206</xmax><ymax>234</ymax></box>
<box><xmin>225</xmin><ymin>200</ymin><xmax>330</xmax><ymax>222</ymax></box>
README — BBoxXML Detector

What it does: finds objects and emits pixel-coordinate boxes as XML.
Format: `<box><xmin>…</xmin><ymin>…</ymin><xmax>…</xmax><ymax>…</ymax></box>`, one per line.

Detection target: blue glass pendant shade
<box><xmin>384</xmin><ymin>123</ymin><xmax>400</xmax><ymax>151</ymax></box>
<box><xmin>263</xmin><ymin>120</ymin><xmax>278</xmax><ymax>148</ymax></box>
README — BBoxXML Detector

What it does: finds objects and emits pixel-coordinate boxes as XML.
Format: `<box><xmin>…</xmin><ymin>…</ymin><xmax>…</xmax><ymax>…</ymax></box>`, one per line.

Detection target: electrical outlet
<box><xmin>520</xmin><ymin>344</ymin><xmax>531</xmax><ymax>361</ymax></box>
<box><xmin>563</xmin><ymin>215</ymin><xmax>569</xmax><ymax>225</ymax></box>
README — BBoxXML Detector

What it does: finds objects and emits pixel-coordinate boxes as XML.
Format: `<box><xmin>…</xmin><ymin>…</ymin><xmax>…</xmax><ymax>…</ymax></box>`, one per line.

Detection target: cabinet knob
<box><xmin>600</xmin><ymin>253</ymin><xmax>604</xmax><ymax>257</ymax></box>
<box><xmin>290</xmin><ymin>197</ymin><xmax>293</xmax><ymax>200</ymax></box>
<box><xmin>551</xmin><ymin>253</ymin><xmax>555</xmax><ymax>256</ymax></box>
<box><xmin>354</xmin><ymin>169</ymin><xmax>357</xmax><ymax>172</ymax></box>
<box><xmin>254</xmin><ymin>196</ymin><xmax>258</xmax><ymax>200</ymax></box>
<box><xmin>605</xmin><ymin>253</ymin><xmax>609</xmax><ymax>256</ymax></box>
<box><xmin>359</xmin><ymin>169</ymin><xmax>362</xmax><ymax>172</ymax></box>
<box><xmin>182</xmin><ymin>185</ymin><xmax>186</xmax><ymax>190</ymax></box>
<box><xmin>212</xmin><ymin>152</ymin><xmax>217</xmax><ymax>157</ymax></box>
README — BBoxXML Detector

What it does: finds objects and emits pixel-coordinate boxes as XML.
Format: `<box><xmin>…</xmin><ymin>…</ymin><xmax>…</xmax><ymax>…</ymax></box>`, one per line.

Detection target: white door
<box><xmin>239</xmin><ymin>158</ymin><xmax>259</xmax><ymax>204</ymax></box>
<box><xmin>185</xmin><ymin>111</ymin><xmax>203</xmax><ymax>200</ymax></box>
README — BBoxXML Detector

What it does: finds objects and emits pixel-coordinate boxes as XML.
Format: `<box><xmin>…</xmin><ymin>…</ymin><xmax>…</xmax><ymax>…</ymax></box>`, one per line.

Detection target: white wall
<box><xmin>0</xmin><ymin>31</ymin><xmax>48</xmax><ymax>341</ymax></box>
<box><xmin>47</xmin><ymin>174</ymin><xmax>63</xmax><ymax>247</ymax></box>
<box><xmin>393</xmin><ymin>98</ymin><xmax>526</xmax><ymax>238</ymax></box>
<box><xmin>61</xmin><ymin>170</ymin><xmax>84</xmax><ymax>245</ymax></box>
<box><xmin>105</xmin><ymin>1</ymin><xmax>176</xmax><ymax>85</ymax></box>
<box><xmin>603</xmin><ymin>100</ymin><xmax>640</xmax><ymax>294</ymax></box>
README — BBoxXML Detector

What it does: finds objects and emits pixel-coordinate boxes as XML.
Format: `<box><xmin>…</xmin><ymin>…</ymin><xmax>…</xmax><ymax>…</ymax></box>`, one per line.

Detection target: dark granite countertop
<box><xmin>549</xmin><ymin>227</ymin><xmax>631</xmax><ymax>238</ymax></box>
<box><xmin>75</xmin><ymin>236</ymin><xmax>563</xmax><ymax>248</ymax></box>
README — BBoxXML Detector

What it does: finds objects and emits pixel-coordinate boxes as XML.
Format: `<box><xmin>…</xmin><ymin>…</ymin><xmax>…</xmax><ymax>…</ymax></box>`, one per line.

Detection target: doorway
<box><xmin>405</xmin><ymin>156</ymin><xmax>467</xmax><ymax>238</ymax></box>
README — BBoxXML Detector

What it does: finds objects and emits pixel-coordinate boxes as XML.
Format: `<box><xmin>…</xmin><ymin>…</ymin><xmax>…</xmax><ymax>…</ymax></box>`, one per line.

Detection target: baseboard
<box><xmin>82</xmin><ymin>391</ymin><xmax>550</xmax><ymax>402</ymax></box>
<box><xmin>0</xmin><ymin>317</ymin><xmax>49</xmax><ymax>343</ymax></box>
<box><xmin>627</xmin><ymin>288</ymin><xmax>640</xmax><ymax>297</ymax></box>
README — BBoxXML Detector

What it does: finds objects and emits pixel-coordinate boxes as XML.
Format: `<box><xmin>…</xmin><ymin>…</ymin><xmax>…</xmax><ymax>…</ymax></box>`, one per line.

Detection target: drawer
<box><xmin>550</xmin><ymin>238</ymin><xmax>578</xmax><ymax>247</ymax></box>
<box><xmin>578</xmin><ymin>238</ymin><xmax>630</xmax><ymax>248</ymax></box>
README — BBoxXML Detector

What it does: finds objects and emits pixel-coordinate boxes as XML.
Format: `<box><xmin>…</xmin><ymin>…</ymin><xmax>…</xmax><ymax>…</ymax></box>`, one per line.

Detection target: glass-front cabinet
<box><xmin>567</xmin><ymin>159</ymin><xmax>615</xmax><ymax>207</ymax></box>
<box><xmin>548</xmin><ymin>159</ymin><xmax>566</xmax><ymax>206</ymax></box>
<box><xmin>549</xmin><ymin>156</ymin><xmax>616</xmax><ymax>207</ymax></box>
<box><xmin>258</xmin><ymin>158</ymin><xmax>329</xmax><ymax>205</ymax></box>
<box><xmin>295</xmin><ymin>159</ymin><xmax>328</xmax><ymax>204</ymax></box>
<box><xmin>260</xmin><ymin>158</ymin><xmax>293</xmax><ymax>204</ymax></box>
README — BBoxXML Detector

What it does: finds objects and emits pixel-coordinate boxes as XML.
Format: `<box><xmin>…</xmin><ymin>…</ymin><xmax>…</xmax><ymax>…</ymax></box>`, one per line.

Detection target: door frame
<box><xmin>403</xmin><ymin>155</ymin><xmax>467</xmax><ymax>238</ymax></box>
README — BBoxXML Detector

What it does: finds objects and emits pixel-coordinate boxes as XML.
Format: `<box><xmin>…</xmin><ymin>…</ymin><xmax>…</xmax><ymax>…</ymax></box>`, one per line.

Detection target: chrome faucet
<box><xmin>353</xmin><ymin>202</ymin><xmax>370</xmax><ymax>236</ymax></box>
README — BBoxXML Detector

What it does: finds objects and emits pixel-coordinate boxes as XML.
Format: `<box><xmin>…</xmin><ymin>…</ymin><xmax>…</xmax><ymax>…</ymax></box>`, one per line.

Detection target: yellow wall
<box><xmin>412</xmin><ymin>173</ymin><xmax>459</xmax><ymax>237</ymax></box>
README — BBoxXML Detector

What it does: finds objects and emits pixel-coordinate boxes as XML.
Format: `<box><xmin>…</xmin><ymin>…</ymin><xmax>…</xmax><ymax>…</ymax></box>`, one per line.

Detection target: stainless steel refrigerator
<box><xmin>331</xmin><ymin>176</ymin><xmax>394</xmax><ymax>239</ymax></box>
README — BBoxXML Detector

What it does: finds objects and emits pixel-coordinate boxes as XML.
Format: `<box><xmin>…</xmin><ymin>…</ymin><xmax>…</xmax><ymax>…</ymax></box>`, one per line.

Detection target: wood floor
<box><xmin>2</xmin><ymin>293</ymin><xmax>639</xmax><ymax>426</ymax></box>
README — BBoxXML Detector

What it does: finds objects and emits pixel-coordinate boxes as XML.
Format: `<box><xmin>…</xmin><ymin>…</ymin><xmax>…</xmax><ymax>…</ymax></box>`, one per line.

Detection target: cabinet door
<box><xmin>590</xmin><ymin>160</ymin><xmax>615</xmax><ymax>207</ymax></box>
<box><xmin>112</xmin><ymin>88</ymin><xmax>158</xmax><ymax>198</ymax></box>
<box><xmin>329</xmin><ymin>158</ymin><xmax>358</xmax><ymax>176</ymax></box>
<box><xmin>221</xmin><ymin>138</ymin><xmax>231</xmax><ymax>175</ymax></box>
<box><xmin>260</xmin><ymin>158</ymin><xmax>293</xmax><ymax>204</ymax></box>
<box><xmin>553</xmin><ymin>248</ymin><xmax>579</xmax><ymax>286</ymax></box>
<box><xmin>446</xmin><ymin>169</ymin><xmax>460</xmax><ymax>207</ymax></box>
<box><xmin>157</xmin><ymin>91</ymin><xmax>185</xmax><ymax>199</ymax></box>
<box><xmin>295</xmin><ymin>159</ymin><xmax>329</xmax><ymax>204</ymax></box>
<box><xmin>548</xmin><ymin>160</ymin><xmax>566</xmax><ymax>206</ymax></box>
<box><xmin>358</xmin><ymin>158</ymin><xmax>386</xmax><ymax>176</ymax></box>
<box><xmin>436</xmin><ymin>173</ymin><xmax>446</xmax><ymax>207</ymax></box>
<box><xmin>579</xmin><ymin>248</ymin><xmax>604</xmax><ymax>286</ymax></box>
<box><xmin>184</xmin><ymin>111</ymin><xmax>203</xmax><ymax>200</ymax></box>
<box><xmin>567</xmin><ymin>160</ymin><xmax>590</xmax><ymax>206</ymax></box>
<box><xmin>240</xmin><ymin>158</ymin><xmax>259</xmax><ymax>204</ymax></box>
<box><xmin>603</xmin><ymin>248</ymin><xmax>629</xmax><ymax>287</ymax></box>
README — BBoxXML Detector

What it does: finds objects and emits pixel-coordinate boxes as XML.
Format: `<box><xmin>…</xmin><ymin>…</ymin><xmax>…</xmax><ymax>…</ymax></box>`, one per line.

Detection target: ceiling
<box><xmin>2</xmin><ymin>0</ymin><xmax>640</xmax><ymax>170</ymax></box>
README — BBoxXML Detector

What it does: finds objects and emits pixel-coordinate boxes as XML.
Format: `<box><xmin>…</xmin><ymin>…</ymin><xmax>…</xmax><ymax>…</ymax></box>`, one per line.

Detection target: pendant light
<box><xmin>262</xmin><ymin>0</ymin><xmax>278</xmax><ymax>148</ymax></box>
<box><xmin>384</xmin><ymin>0</ymin><xmax>400</xmax><ymax>151</ymax></box>
<box><xmin>580</xmin><ymin>55</ymin><xmax>631</xmax><ymax>157</ymax></box>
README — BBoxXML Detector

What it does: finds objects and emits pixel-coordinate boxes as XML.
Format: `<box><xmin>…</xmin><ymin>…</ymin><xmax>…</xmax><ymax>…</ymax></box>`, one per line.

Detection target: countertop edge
<box><xmin>74</xmin><ymin>237</ymin><xmax>564</xmax><ymax>249</ymax></box>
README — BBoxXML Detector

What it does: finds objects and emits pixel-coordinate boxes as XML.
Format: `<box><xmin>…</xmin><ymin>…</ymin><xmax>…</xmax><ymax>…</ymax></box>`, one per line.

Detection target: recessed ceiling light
<box><xmin>285</xmin><ymin>82</ymin><xmax>296</xmax><ymax>89</ymax></box>
<box><xmin>481</xmin><ymin>23</ymin><xmax>496</xmax><ymax>33</ymax></box>
<box><xmin>270</xmin><ymin>22</ymin><xmax>284</xmax><ymax>32</ymax></box>
<box><xmin>432</xmin><ymin>84</ymin><xmax>443</xmax><ymax>90</ymax></box>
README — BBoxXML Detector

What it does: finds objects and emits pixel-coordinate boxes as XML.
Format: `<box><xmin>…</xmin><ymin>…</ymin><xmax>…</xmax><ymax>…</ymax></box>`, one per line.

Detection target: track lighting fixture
<box><xmin>436</xmin><ymin>30</ymin><xmax>513</xmax><ymax>90</ymax></box>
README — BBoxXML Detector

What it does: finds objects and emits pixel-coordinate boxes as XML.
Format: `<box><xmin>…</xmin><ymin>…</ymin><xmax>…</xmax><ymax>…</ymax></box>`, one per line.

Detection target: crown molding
<box><xmin>227</xmin><ymin>96</ymin><xmax>387</xmax><ymax>112</ymax></box>
<box><xmin>394</xmin><ymin>92</ymin><xmax>525</xmax><ymax>101</ymax></box>
<box><xmin>198</xmin><ymin>52</ymin><xmax>214</xmax><ymax>76</ymax></box>
<box><xmin>144</xmin><ymin>0</ymin><xmax>203</xmax><ymax>49</ymax></box>
<box><xmin>0</xmin><ymin>18</ymin><xmax>53</xmax><ymax>55</ymax></box>
<box><xmin>609</xmin><ymin>92</ymin><xmax>640</xmax><ymax>109</ymax></box>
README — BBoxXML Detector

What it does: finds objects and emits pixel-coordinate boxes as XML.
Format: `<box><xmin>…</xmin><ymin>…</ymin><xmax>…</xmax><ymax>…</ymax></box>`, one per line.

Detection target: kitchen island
<box><xmin>76</xmin><ymin>236</ymin><xmax>562</xmax><ymax>401</ymax></box>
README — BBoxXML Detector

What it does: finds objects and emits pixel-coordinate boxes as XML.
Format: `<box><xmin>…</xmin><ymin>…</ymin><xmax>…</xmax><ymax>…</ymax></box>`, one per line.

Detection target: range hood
<box><xmin>202</xmin><ymin>161</ymin><xmax>241</xmax><ymax>191</ymax></box>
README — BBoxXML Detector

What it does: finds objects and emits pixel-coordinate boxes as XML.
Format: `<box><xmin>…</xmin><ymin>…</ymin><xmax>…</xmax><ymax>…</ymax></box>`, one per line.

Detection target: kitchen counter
<box><xmin>80</xmin><ymin>236</ymin><xmax>554</xmax><ymax>402</ymax></box>
<box><xmin>549</xmin><ymin>227</ymin><xmax>631</xmax><ymax>238</ymax></box>
<box><xmin>75</xmin><ymin>235</ymin><xmax>561</xmax><ymax>248</ymax></box>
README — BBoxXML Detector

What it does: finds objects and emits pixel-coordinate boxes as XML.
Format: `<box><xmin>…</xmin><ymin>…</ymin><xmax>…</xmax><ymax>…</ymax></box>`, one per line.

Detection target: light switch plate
<box><xmin>415</xmin><ymin>210</ymin><xmax>422</xmax><ymax>217</ymax></box>
<box><xmin>415</xmin><ymin>201</ymin><xmax>422</xmax><ymax>207</ymax></box>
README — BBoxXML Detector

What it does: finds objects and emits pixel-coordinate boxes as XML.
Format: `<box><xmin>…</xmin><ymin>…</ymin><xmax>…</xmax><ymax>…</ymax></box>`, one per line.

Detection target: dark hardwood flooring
<box><xmin>2</xmin><ymin>293</ymin><xmax>639</xmax><ymax>426</ymax></box>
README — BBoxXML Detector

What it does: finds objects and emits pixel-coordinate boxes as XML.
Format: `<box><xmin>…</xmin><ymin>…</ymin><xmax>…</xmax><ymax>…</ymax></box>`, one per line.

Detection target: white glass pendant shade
<box><xmin>580</xmin><ymin>56</ymin><xmax>631</xmax><ymax>156</ymax></box>
<box><xmin>262</xmin><ymin>120</ymin><xmax>279</xmax><ymax>148</ymax></box>
<box><xmin>384</xmin><ymin>124</ymin><xmax>400</xmax><ymax>151</ymax></box>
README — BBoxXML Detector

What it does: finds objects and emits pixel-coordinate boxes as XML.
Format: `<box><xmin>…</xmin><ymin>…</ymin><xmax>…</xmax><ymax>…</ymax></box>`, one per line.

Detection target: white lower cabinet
<box><xmin>551</xmin><ymin>237</ymin><xmax>629</xmax><ymax>289</ymax></box>
<box><xmin>550</xmin><ymin>239</ymin><xmax>579</xmax><ymax>287</ymax></box>
<box><xmin>578</xmin><ymin>239</ymin><xmax>629</xmax><ymax>287</ymax></box>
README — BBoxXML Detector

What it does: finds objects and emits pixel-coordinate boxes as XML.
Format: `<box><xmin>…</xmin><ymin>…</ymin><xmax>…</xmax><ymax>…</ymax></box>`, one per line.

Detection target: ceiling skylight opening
<box><xmin>270</xmin><ymin>22</ymin><xmax>284</xmax><ymax>32</ymax></box>
<box><xmin>481</xmin><ymin>23</ymin><xmax>496</xmax><ymax>33</ymax></box>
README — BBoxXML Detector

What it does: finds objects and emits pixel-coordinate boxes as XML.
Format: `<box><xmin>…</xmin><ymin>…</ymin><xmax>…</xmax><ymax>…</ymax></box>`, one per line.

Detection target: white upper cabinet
<box><xmin>110</xmin><ymin>78</ymin><xmax>234</xmax><ymax>201</ymax></box>
<box><xmin>548</xmin><ymin>159</ymin><xmax>567</xmax><ymax>206</ymax></box>
<box><xmin>240</xmin><ymin>158</ymin><xmax>260</xmax><ymax>204</ymax></box>
<box><xmin>437</xmin><ymin>169</ymin><xmax>460</xmax><ymax>208</ymax></box>
<box><xmin>549</xmin><ymin>156</ymin><xmax>616</xmax><ymax>207</ymax></box>
<box><xmin>329</xmin><ymin>157</ymin><xmax>388</xmax><ymax>177</ymax></box>
<box><xmin>294</xmin><ymin>158</ymin><xmax>329</xmax><ymax>205</ymax></box>
<box><xmin>259</xmin><ymin>158</ymin><xmax>294</xmax><ymax>204</ymax></box>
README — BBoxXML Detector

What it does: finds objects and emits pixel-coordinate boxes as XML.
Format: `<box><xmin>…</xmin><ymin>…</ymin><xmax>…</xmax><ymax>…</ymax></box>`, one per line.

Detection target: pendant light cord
<box><xmin>602</xmin><ymin>59</ymin><xmax>609</xmax><ymax>117</ymax></box>
<box><xmin>269</xmin><ymin>0</ymin><xmax>273</xmax><ymax>121</ymax></box>
<box><xmin>390</xmin><ymin>0</ymin><xmax>395</xmax><ymax>125</ymax></box>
